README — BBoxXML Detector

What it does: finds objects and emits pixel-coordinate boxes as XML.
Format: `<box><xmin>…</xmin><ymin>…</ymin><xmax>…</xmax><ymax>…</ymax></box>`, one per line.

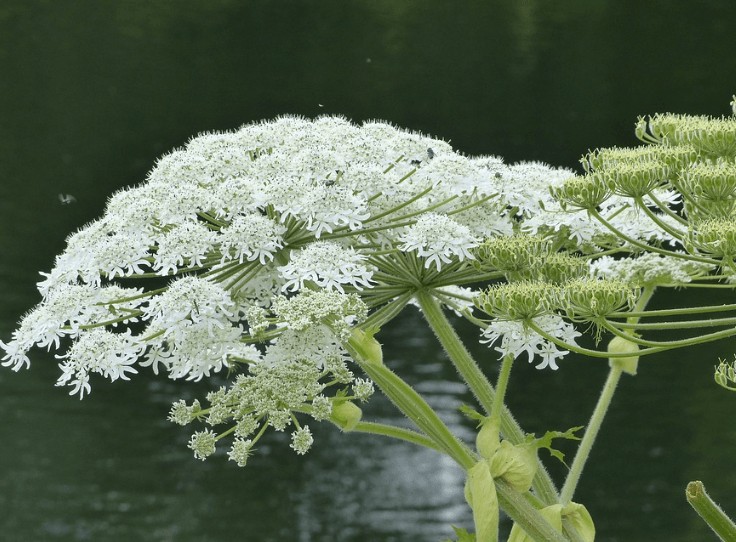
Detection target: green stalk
<box><xmin>490</xmin><ymin>355</ymin><xmax>513</xmax><ymax>428</ymax></box>
<box><xmin>559</xmin><ymin>364</ymin><xmax>623</xmax><ymax>505</ymax></box>
<box><xmin>414</xmin><ymin>290</ymin><xmax>560</xmax><ymax>505</ymax></box>
<box><xmin>686</xmin><ymin>481</ymin><xmax>736</xmax><ymax>541</ymax></box>
<box><xmin>495</xmin><ymin>479</ymin><xmax>568</xmax><ymax>542</ymax></box>
<box><xmin>346</xmin><ymin>330</ymin><xmax>475</xmax><ymax>468</ymax></box>
<box><xmin>590</xmin><ymin>208</ymin><xmax>720</xmax><ymax>266</ymax></box>
<box><xmin>559</xmin><ymin>286</ymin><xmax>654</xmax><ymax>505</ymax></box>
<box><xmin>350</xmin><ymin>421</ymin><xmax>443</xmax><ymax>451</ymax></box>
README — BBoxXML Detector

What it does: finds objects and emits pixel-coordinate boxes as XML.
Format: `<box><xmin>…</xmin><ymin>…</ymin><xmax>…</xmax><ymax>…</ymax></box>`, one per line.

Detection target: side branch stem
<box><xmin>414</xmin><ymin>289</ymin><xmax>559</xmax><ymax>505</ymax></box>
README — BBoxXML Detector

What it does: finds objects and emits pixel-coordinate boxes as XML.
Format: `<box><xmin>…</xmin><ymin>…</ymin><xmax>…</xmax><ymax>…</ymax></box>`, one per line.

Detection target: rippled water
<box><xmin>2</xmin><ymin>1</ymin><xmax>736</xmax><ymax>541</ymax></box>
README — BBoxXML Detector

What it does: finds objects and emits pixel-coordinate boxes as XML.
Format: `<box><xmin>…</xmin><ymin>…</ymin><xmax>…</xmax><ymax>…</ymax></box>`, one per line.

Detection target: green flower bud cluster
<box><xmin>686</xmin><ymin>218</ymin><xmax>736</xmax><ymax>262</ymax></box>
<box><xmin>635</xmin><ymin>113</ymin><xmax>696</xmax><ymax>145</ymax></box>
<box><xmin>640</xmin><ymin>113</ymin><xmax>736</xmax><ymax>158</ymax></box>
<box><xmin>550</xmin><ymin>175</ymin><xmax>611</xmax><ymax>211</ymax></box>
<box><xmin>473</xmin><ymin>235</ymin><xmax>550</xmax><ymax>277</ymax></box>
<box><xmin>562</xmin><ymin>278</ymin><xmax>636</xmax><ymax>322</ymax></box>
<box><xmin>475</xmin><ymin>281</ymin><xmax>559</xmax><ymax>321</ymax></box>
<box><xmin>582</xmin><ymin>144</ymin><xmax>698</xmax><ymax>173</ymax></box>
<box><xmin>679</xmin><ymin>161</ymin><xmax>736</xmax><ymax>218</ymax></box>
<box><xmin>714</xmin><ymin>356</ymin><xmax>736</xmax><ymax>392</ymax></box>
<box><xmin>530</xmin><ymin>253</ymin><xmax>589</xmax><ymax>284</ymax></box>
<box><xmin>601</xmin><ymin>160</ymin><xmax>669</xmax><ymax>198</ymax></box>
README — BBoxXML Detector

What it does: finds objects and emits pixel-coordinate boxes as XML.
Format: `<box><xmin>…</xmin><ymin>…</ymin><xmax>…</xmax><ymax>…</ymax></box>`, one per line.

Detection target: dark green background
<box><xmin>1</xmin><ymin>1</ymin><xmax>735</xmax><ymax>540</ymax></box>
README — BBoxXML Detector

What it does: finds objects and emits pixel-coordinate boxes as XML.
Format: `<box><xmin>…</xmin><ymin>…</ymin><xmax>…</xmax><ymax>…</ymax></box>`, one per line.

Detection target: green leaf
<box><xmin>530</xmin><ymin>426</ymin><xmax>584</xmax><ymax>466</ymax></box>
<box><xmin>459</xmin><ymin>404</ymin><xmax>485</xmax><ymax>425</ymax></box>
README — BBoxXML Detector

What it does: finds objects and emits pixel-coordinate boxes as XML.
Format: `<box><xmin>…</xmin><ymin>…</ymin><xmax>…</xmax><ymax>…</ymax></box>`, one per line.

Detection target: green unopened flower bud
<box><xmin>474</xmin><ymin>235</ymin><xmax>550</xmax><ymax>278</ymax></box>
<box><xmin>562</xmin><ymin>502</ymin><xmax>596</xmax><ymax>542</ymax></box>
<box><xmin>476</xmin><ymin>281</ymin><xmax>559</xmax><ymax>321</ymax></box>
<box><xmin>489</xmin><ymin>440</ymin><xmax>538</xmax><ymax>493</ymax></box>
<box><xmin>330</xmin><ymin>400</ymin><xmax>363</xmax><ymax>431</ymax></box>
<box><xmin>508</xmin><ymin>504</ymin><xmax>563</xmax><ymax>542</ymax></box>
<box><xmin>603</xmin><ymin>160</ymin><xmax>668</xmax><ymax>198</ymax></box>
<box><xmin>476</xmin><ymin>418</ymin><xmax>501</xmax><ymax>460</ymax></box>
<box><xmin>550</xmin><ymin>175</ymin><xmax>611</xmax><ymax>211</ymax></box>
<box><xmin>563</xmin><ymin>278</ymin><xmax>636</xmax><ymax>321</ymax></box>
<box><xmin>348</xmin><ymin>328</ymin><xmax>383</xmax><ymax>365</ymax></box>
<box><xmin>607</xmin><ymin>335</ymin><xmax>639</xmax><ymax>375</ymax></box>
<box><xmin>714</xmin><ymin>357</ymin><xmax>736</xmax><ymax>391</ymax></box>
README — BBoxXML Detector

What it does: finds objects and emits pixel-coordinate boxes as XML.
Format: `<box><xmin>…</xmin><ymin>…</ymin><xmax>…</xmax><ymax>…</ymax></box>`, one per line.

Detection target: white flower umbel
<box><xmin>480</xmin><ymin>314</ymin><xmax>581</xmax><ymax>370</ymax></box>
<box><xmin>591</xmin><ymin>252</ymin><xmax>713</xmax><ymax>286</ymax></box>
<box><xmin>398</xmin><ymin>213</ymin><xmax>479</xmax><ymax>270</ymax></box>
<box><xmin>153</xmin><ymin>221</ymin><xmax>217</xmax><ymax>275</ymax></box>
<box><xmin>2</xmin><ymin>114</ymin><xmax>599</xmax><ymax>463</ymax></box>
<box><xmin>56</xmin><ymin>329</ymin><xmax>142</xmax><ymax>398</ymax></box>
<box><xmin>278</xmin><ymin>240</ymin><xmax>374</xmax><ymax>293</ymax></box>
<box><xmin>218</xmin><ymin>214</ymin><xmax>287</xmax><ymax>265</ymax></box>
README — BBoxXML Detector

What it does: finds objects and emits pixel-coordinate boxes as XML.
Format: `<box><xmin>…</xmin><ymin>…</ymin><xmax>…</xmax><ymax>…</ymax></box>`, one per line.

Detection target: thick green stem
<box><xmin>496</xmin><ymin>479</ymin><xmax>569</xmax><ymax>542</ymax></box>
<box><xmin>414</xmin><ymin>290</ymin><xmax>560</xmax><ymax>505</ymax></box>
<box><xmin>348</xmin><ymin>329</ymin><xmax>570</xmax><ymax>542</ymax></box>
<box><xmin>347</xmin><ymin>330</ymin><xmax>476</xmax><ymax>469</ymax></box>
<box><xmin>686</xmin><ymin>481</ymin><xmax>736</xmax><ymax>541</ymax></box>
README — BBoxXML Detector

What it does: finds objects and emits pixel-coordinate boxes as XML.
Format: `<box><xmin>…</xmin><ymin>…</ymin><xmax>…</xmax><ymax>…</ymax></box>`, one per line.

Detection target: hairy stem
<box><xmin>414</xmin><ymin>289</ymin><xmax>560</xmax><ymax>505</ymax></box>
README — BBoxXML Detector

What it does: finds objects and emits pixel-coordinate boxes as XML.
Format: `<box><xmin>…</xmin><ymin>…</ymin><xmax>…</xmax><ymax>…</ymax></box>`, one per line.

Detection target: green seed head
<box><xmin>680</xmin><ymin>162</ymin><xmax>736</xmax><ymax>218</ymax></box>
<box><xmin>473</xmin><ymin>235</ymin><xmax>550</xmax><ymax>277</ymax></box>
<box><xmin>583</xmin><ymin>144</ymin><xmax>697</xmax><ymax>173</ymax></box>
<box><xmin>550</xmin><ymin>175</ymin><xmax>612</xmax><ymax>211</ymax></box>
<box><xmin>687</xmin><ymin>218</ymin><xmax>736</xmax><ymax>260</ymax></box>
<box><xmin>475</xmin><ymin>281</ymin><xmax>559</xmax><ymax>321</ymax></box>
<box><xmin>531</xmin><ymin>253</ymin><xmax>590</xmax><ymax>284</ymax></box>
<box><xmin>562</xmin><ymin>278</ymin><xmax>636</xmax><ymax>321</ymax></box>
<box><xmin>602</xmin><ymin>160</ymin><xmax>669</xmax><ymax>198</ymax></box>
<box><xmin>655</xmin><ymin>114</ymin><xmax>736</xmax><ymax>158</ymax></box>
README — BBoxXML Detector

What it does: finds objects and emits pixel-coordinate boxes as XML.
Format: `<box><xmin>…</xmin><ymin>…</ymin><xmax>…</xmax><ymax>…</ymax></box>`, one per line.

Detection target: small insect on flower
<box><xmin>58</xmin><ymin>193</ymin><xmax>77</xmax><ymax>204</ymax></box>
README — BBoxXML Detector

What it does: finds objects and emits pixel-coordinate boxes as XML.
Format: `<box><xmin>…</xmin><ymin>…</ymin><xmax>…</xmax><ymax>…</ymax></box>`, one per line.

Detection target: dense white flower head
<box><xmin>1</xmin><ymin>114</ymin><xmax>624</xmax><ymax>463</ymax></box>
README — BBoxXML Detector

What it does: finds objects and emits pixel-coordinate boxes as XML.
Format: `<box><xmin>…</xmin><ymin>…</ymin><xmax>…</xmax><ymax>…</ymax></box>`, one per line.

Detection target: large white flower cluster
<box><xmin>8</xmin><ymin>114</ymin><xmax>687</xmax><ymax>462</ymax></box>
<box><xmin>1</xmin><ymin>116</ymin><xmax>587</xmax><ymax>386</ymax></box>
